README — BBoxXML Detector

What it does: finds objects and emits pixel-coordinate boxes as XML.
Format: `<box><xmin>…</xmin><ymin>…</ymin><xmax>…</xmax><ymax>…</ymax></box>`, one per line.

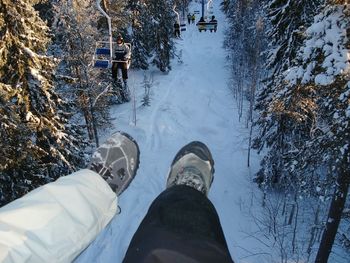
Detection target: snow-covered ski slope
<box><xmin>76</xmin><ymin>1</ymin><xmax>264</xmax><ymax>262</ymax></box>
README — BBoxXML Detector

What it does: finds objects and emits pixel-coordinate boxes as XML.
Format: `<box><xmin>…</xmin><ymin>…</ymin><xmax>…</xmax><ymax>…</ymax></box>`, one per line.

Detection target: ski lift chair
<box><xmin>208</xmin><ymin>21</ymin><xmax>217</xmax><ymax>32</ymax></box>
<box><xmin>93</xmin><ymin>41</ymin><xmax>132</xmax><ymax>69</ymax></box>
<box><xmin>197</xmin><ymin>21</ymin><xmax>208</xmax><ymax>32</ymax></box>
<box><xmin>197</xmin><ymin>21</ymin><xmax>216</xmax><ymax>32</ymax></box>
<box><xmin>180</xmin><ymin>22</ymin><xmax>187</xmax><ymax>31</ymax></box>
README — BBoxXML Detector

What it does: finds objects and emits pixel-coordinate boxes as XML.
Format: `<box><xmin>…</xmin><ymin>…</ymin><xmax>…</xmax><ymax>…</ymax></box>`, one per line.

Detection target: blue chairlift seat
<box><xmin>94</xmin><ymin>60</ymin><xmax>110</xmax><ymax>68</ymax></box>
<box><xmin>95</xmin><ymin>48</ymin><xmax>111</xmax><ymax>55</ymax></box>
<box><xmin>93</xmin><ymin>41</ymin><xmax>131</xmax><ymax>69</ymax></box>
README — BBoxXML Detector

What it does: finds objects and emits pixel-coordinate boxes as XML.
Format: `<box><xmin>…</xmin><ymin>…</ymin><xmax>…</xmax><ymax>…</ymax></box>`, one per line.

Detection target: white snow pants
<box><xmin>0</xmin><ymin>169</ymin><xmax>117</xmax><ymax>263</ymax></box>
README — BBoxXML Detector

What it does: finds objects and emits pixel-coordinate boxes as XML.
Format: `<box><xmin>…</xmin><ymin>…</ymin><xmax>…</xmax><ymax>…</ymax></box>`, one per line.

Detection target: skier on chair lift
<box><xmin>209</xmin><ymin>15</ymin><xmax>218</xmax><ymax>32</ymax></box>
<box><xmin>174</xmin><ymin>22</ymin><xmax>181</xmax><ymax>38</ymax></box>
<box><xmin>112</xmin><ymin>35</ymin><xmax>131</xmax><ymax>87</ymax></box>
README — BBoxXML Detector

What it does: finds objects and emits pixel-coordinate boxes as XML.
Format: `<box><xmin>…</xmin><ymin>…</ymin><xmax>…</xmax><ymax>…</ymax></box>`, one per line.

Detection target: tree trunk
<box><xmin>314</xmin><ymin>164</ymin><xmax>349</xmax><ymax>263</ymax></box>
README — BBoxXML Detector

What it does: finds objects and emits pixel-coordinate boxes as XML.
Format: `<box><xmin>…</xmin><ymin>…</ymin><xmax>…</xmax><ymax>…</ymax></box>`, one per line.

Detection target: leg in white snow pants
<box><xmin>123</xmin><ymin>185</ymin><xmax>234</xmax><ymax>263</ymax></box>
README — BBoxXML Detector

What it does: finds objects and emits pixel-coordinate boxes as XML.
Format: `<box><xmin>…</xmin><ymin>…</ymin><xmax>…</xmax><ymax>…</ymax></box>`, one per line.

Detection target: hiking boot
<box><xmin>166</xmin><ymin>141</ymin><xmax>214</xmax><ymax>196</ymax></box>
<box><xmin>89</xmin><ymin>132</ymin><xmax>140</xmax><ymax>196</ymax></box>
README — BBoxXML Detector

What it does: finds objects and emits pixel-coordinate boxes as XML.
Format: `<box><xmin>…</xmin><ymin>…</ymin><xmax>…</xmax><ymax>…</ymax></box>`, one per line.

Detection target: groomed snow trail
<box><xmin>76</xmin><ymin>1</ymin><xmax>263</xmax><ymax>262</ymax></box>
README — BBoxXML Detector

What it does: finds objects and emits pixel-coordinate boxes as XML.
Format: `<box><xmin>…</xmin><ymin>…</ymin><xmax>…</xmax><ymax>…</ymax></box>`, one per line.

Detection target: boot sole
<box><xmin>116</xmin><ymin>132</ymin><xmax>140</xmax><ymax>195</ymax></box>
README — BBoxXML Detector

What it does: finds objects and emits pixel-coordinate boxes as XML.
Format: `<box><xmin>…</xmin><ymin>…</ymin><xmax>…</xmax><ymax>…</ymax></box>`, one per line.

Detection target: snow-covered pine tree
<box><xmin>253</xmin><ymin>0</ymin><xmax>324</xmax><ymax>189</ymax></box>
<box><xmin>52</xmin><ymin>0</ymin><xmax>107</xmax><ymax>143</ymax></box>
<box><xmin>54</xmin><ymin>0</ymin><xmax>132</xmax><ymax>145</ymax></box>
<box><xmin>128</xmin><ymin>0</ymin><xmax>152</xmax><ymax>69</ymax></box>
<box><xmin>128</xmin><ymin>0</ymin><xmax>188</xmax><ymax>71</ymax></box>
<box><xmin>253</xmin><ymin>1</ymin><xmax>349</xmax><ymax>260</ymax></box>
<box><xmin>221</xmin><ymin>0</ymin><xmax>267</xmax><ymax>124</ymax></box>
<box><xmin>147</xmin><ymin>0</ymin><xmax>175</xmax><ymax>72</ymax></box>
<box><xmin>280</xmin><ymin>3</ymin><xmax>349</xmax><ymax>261</ymax></box>
<box><xmin>107</xmin><ymin>0</ymin><xmax>130</xmax><ymax>37</ymax></box>
<box><xmin>0</xmin><ymin>0</ymin><xmax>86</xmax><ymax>206</ymax></box>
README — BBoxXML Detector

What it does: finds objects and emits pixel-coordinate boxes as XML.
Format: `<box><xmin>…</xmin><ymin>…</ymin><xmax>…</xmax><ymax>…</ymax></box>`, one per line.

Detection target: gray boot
<box><xmin>166</xmin><ymin>141</ymin><xmax>214</xmax><ymax>196</ymax></box>
<box><xmin>89</xmin><ymin>132</ymin><xmax>140</xmax><ymax>195</ymax></box>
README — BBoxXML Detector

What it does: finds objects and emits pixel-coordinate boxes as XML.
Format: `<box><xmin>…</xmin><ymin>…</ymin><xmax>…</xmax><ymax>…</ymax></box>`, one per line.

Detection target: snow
<box><xmin>285</xmin><ymin>5</ymin><xmax>349</xmax><ymax>87</ymax></box>
<box><xmin>314</xmin><ymin>73</ymin><xmax>333</xmax><ymax>85</ymax></box>
<box><xmin>75</xmin><ymin>1</ymin><xmax>265</xmax><ymax>263</ymax></box>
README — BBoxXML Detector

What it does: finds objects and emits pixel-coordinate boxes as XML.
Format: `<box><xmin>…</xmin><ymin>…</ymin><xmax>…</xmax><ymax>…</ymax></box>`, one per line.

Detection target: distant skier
<box><xmin>174</xmin><ymin>22</ymin><xmax>181</xmax><ymax>38</ymax></box>
<box><xmin>210</xmin><ymin>15</ymin><xmax>218</xmax><ymax>32</ymax></box>
<box><xmin>191</xmin><ymin>13</ymin><xmax>196</xmax><ymax>24</ymax></box>
<box><xmin>112</xmin><ymin>35</ymin><xmax>131</xmax><ymax>85</ymax></box>
<box><xmin>187</xmin><ymin>13</ymin><xmax>191</xmax><ymax>24</ymax></box>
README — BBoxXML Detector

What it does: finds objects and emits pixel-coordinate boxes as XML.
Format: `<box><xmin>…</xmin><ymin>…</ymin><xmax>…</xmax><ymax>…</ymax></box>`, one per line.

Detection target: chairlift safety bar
<box><xmin>93</xmin><ymin>41</ymin><xmax>132</xmax><ymax>68</ymax></box>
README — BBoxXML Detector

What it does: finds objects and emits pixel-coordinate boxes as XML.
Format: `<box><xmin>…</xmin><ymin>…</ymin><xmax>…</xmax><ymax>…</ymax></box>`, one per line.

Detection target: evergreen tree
<box><xmin>52</xmin><ymin>0</ymin><xmax>107</xmax><ymax>143</ymax></box>
<box><xmin>128</xmin><ymin>0</ymin><xmax>151</xmax><ymax>70</ymax></box>
<box><xmin>0</xmin><ymin>0</ymin><xmax>86</xmax><ymax>206</ymax></box>
<box><xmin>254</xmin><ymin>1</ymin><xmax>349</xmax><ymax>260</ymax></box>
<box><xmin>253</xmin><ymin>0</ymin><xmax>324</xmax><ymax>188</ymax></box>
<box><xmin>221</xmin><ymin>0</ymin><xmax>267</xmax><ymax>123</ymax></box>
<box><xmin>281</xmin><ymin>3</ymin><xmax>349</xmax><ymax>260</ymax></box>
<box><xmin>148</xmin><ymin>0</ymin><xmax>175</xmax><ymax>72</ymax></box>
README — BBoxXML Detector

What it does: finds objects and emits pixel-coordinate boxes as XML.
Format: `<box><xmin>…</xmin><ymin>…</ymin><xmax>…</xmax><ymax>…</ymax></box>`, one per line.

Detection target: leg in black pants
<box><xmin>112</xmin><ymin>62</ymin><xmax>128</xmax><ymax>81</ymax></box>
<box><xmin>123</xmin><ymin>185</ymin><xmax>234</xmax><ymax>263</ymax></box>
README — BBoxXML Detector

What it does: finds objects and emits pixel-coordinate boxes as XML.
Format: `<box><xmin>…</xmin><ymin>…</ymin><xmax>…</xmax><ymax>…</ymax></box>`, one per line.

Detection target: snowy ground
<box><xmin>76</xmin><ymin>1</ymin><xmax>267</xmax><ymax>262</ymax></box>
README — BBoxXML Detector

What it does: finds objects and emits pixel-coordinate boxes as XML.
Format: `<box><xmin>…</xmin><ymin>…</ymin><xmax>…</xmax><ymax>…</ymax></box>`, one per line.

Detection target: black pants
<box><xmin>174</xmin><ymin>29</ymin><xmax>180</xmax><ymax>38</ymax></box>
<box><xmin>112</xmin><ymin>62</ymin><xmax>128</xmax><ymax>80</ymax></box>
<box><xmin>123</xmin><ymin>185</ymin><xmax>234</xmax><ymax>263</ymax></box>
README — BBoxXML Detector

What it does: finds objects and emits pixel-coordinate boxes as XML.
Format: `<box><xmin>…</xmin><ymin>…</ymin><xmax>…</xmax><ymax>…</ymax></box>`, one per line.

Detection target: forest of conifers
<box><xmin>0</xmin><ymin>0</ymin><xmax>349</xmax><ymax>262</ymax></box>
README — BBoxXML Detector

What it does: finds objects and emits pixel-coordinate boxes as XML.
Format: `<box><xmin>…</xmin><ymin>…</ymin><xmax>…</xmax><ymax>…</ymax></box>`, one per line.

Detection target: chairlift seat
<box><xmin>94</xmin><ymin>60</ymin><xmax>110</xmax><ymax>68</ymax></box>
<box><xmin>95</xmin><ymin>48</ymin><xmax>111</xmax><ymax>55</ymax></box>
<box><xmin>196</xmin><ymin>21</ymin><xmax>217</xmax><ymax>32</ymax></box>
<box><xmin>93</xmin><ymin>42</ymin><xmax>132</xmax><ymax>69</ymax></box>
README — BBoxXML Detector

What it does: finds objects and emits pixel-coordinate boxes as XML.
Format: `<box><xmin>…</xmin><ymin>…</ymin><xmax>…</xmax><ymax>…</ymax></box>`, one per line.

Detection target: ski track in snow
<box><xmin>75</xmin><ymin>2</ymin><xmax>265</xmax><ymax>263</ymax></box>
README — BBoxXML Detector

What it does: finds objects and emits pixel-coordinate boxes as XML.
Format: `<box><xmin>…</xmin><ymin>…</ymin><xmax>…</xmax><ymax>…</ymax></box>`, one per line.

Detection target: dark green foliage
<box><xmin>252</xmin><ymin>2</ymin><xmax>349</xmax><ymax>260</ymax></box>
<box><xmin>0</xmin><ymin>0</ymin><xmax>87</xmax><ymax>206</ymax></box>
<box><xmin>128</xmin><ymin>0</ymin><xmax>175</xmax><ymax>72</ymax></box>
<box><xmin>128</xmin><ymin>0</ymin><xmax>151</xmax><ymax>70</ymax></box>
<box><xmin>253</xmin><ymin>0</ymin><xmax>324</xmax><ymax>189</ymax></box>
<box><xmin>147</xmin><ymin>0</ymin><xmax>175</xmax><ymax>72</ymax></box>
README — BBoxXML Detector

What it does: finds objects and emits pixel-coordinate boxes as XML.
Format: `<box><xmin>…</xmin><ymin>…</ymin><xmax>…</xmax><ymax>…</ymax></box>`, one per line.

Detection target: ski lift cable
<box><xmin>172</xmin><ymin>5</ymin><xmax>180</xmax><ymax>24</ymax></box>
<box><xmin>96</xmin><ymin>0</ymin><xmax>113</xmax><ymax>63</ymax></box>
<box><xmin>206</xmin><ymin>0</ymin><xmax>213</xmax><ymax>12</ymax></box>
